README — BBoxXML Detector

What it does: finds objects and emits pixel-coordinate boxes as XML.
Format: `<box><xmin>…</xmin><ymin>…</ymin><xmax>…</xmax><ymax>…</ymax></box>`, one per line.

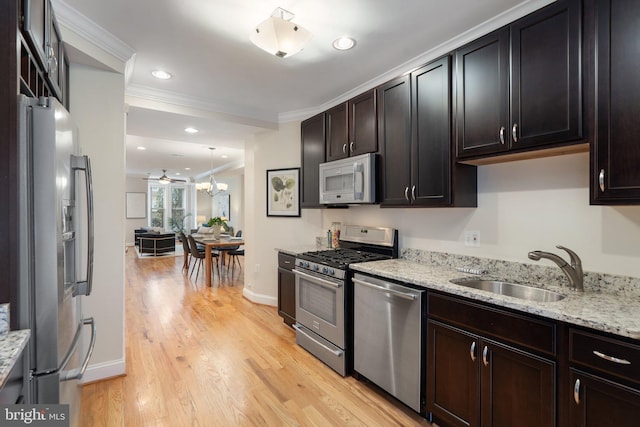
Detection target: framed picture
<box><xmin>126</xmin><ymin>192</ymin><xmax>146</xmax><ymax>219</ymax></box>
<box><xmin>266</xmin><ymin>168</ymin><xmax>301</xmax><ymax>217</ymax></box>
<box><xmin>218</xmin><ymin>193</ymin><xmax>230</xmax><ymax>221</ymax></box>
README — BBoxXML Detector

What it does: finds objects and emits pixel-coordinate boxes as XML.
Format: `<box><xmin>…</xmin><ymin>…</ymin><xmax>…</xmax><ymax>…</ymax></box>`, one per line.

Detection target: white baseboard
<box><xmin>79</xmin><ymin>359</ymin><xmax>126</xmax><ymax>384</ymax></box>
<box><xmin>242</xmin><ymin>288</ymin><xmax>277</xmax><ymax>307</ymax></box>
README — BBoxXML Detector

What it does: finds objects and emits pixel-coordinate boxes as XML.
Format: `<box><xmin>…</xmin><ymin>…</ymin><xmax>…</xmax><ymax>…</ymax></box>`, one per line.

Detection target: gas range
<box><xmin>295</xmin><ymin>225</ymin><xmax>398</xmax><ymax>278</ymax></box>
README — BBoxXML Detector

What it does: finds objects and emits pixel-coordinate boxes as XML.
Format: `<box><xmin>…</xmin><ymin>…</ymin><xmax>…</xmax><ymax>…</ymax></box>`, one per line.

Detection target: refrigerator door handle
<box><xmin>71</xmin><ymin>155</ymin><xmax>94</xmax><ymax>296</ymax></box>
<box><xmin>32</xmin><ymin>317</ymin><xmax>96</xmax><ymax>380</ymax></box>
<box><xmin>60</xmin><ymin>318</ymin><xmax>96</xmax><ymax>382</ymax></box>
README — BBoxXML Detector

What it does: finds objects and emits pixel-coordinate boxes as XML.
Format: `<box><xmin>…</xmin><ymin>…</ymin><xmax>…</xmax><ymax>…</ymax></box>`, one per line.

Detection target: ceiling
<box><xmin>54</xmin><ymin>0</ymin><xmax>548</xmax><ymax>182</ymax></box>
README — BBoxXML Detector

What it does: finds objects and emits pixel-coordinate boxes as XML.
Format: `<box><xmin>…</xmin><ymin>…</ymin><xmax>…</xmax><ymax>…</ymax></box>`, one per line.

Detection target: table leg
<box><xmin>205</xmin><ymin>245</ymin><xmax>212</xmax><ymax>287</ymax></box>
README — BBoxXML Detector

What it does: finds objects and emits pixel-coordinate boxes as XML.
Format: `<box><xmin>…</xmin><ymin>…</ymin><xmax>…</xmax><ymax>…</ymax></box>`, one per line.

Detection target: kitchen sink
<box><xmin>449</xmin><ymin>278</ymin><xmax>565</xmax><ymax>302</ymax></box>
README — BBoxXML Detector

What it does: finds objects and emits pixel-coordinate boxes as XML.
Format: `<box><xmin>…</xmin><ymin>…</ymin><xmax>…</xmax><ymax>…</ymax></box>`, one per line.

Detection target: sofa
<box><xmin>134</xmin><ymin>229</ymin><xmax>176</xmax><ymax>255</ymax></box>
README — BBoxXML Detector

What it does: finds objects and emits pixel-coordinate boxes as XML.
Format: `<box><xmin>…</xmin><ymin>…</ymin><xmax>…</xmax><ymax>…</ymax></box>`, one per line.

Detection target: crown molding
<box><xmin>51</xmin><ymin>0</ymin><xmax>136</xmax><ymax>63</ymax></box>
<box><xmin>126</xmin><ymin>84</ymin><xmax>279</xmax><ymax>126</ymax></box>
<box><xmin>280</xmin><ymin>0</ymin><xmax>555</xmax><ymax>123</ymax></box>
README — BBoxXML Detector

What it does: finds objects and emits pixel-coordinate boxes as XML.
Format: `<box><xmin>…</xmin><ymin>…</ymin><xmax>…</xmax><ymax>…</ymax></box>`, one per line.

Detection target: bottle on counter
<box><xmin>327</xmin><ymin>230</ymin><xmax>332</xmax><ymax>248</ymax></box>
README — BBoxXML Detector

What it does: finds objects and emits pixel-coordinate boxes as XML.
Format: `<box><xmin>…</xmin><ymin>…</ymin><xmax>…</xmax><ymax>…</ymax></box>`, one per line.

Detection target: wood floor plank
<box><xmin>80</xmin><ymin>249</ymin><xmax>431</xmax><ymax>426</ymax></box>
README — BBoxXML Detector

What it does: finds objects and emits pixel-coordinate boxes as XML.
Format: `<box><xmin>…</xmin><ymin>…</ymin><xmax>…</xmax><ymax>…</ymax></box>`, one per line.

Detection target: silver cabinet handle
<box><xmin>482</xmin><ymin>346</ymin><xmax>489</xmax><ymax>366</ymax></box>
<box><xmin>404</xmin><ymin>187</ymin><xmax>410</xmax><ymax>201</ymax></box>
<box><xmin>573</xmin><ymin>378</ymin><xmax>580</xmax><ymax>405</ymax></box>
<box><xmin>349</xmin><ymin>141</ymin><xmax>354</xmax><ymax>153</ymax></box>
<box><xmin>411</xmin><ymin>185</ymin><xmax>416</xmax><ymax>201</ymax></box>
<box><xmin>342</xmin><ymin>143</ymin><xmax>347</xmax><ymax>154</ymax></box>
<box><xmin>512</xmin><ymin>123</ymin><xmax>518</xmax><ymax>142</ymax></box>
<box><xmin>593</xmin><ymin>350</ymin><xmax>631</xmax><ymax>365</ymax></box>
<box><xmin>470</xmin><ymin>341</ymin><xmax>477</xmax><ymax>362</ymax></box>
<box><xmin>599</xmin><ymin>169</ymin><xmax>605</xmax><ymax>192</ymax></box>
<box><xmin>499</xmin><ymin>126</ymin><xmax>505</xmax><ymax>144</ymax></box>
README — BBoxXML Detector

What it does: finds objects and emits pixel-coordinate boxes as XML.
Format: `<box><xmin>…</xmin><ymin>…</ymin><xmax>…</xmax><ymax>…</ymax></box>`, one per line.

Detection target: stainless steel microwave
<box><xmin>319</xmin><ymin>153</ymin><xmax>376</xmax><ymax>204</ymax></box>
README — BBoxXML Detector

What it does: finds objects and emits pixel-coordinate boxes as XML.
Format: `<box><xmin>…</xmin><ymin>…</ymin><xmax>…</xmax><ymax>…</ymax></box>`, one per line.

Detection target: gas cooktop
<box><xmin>297</xmin><ymin>248</ymin><xmax>391</xmax><ymax>270</ymax></box>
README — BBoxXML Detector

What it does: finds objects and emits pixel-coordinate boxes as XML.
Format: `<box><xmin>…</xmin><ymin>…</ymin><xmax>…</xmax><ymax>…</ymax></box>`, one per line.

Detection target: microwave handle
<box><xmin>353</xmin><ymin>162</ymin><xmax>364</xmax><ymax>200</ymax></box>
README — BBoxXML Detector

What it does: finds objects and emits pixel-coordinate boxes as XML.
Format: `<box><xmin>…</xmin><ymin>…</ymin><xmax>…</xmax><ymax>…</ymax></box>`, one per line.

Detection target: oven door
<box><xmin>293</xmin><ymin>268</ymin><xmax>345</xmax><ymax>348</ymax></box>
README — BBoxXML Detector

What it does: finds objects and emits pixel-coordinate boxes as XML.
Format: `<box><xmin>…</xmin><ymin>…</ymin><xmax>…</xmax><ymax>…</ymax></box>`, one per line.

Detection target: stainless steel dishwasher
<box><xmin>352</xmin><ymin>273</ymin><xmax>425</xmax><ymax>413</ymax></box>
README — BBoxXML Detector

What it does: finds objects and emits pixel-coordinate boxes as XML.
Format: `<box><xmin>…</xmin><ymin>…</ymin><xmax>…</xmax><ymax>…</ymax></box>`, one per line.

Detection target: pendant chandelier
<box><xmin>197</xmin><ymin>147</ymin><xmax>227</xmax><ymax>196</ymax></box>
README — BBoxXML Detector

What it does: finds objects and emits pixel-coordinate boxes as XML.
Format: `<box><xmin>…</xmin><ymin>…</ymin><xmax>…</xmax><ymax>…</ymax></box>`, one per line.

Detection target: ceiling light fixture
<box><xmin>250</xmin><ymin>7</ymin><xmax>312</xmax><ymax>58</ymax></box>
<box><xmin>184</xmin><ymin>127</ymin><xmax>199</xmax><ymax>134</ymax></box>
<box><xmin>136</xmin><ymin>146</ymin><xmax>147</xmax><ymax>151</ymax></box>
<box><xmin>333</xmin><ymin>37</ymin><xmax>356</xmax><ymax>51</ymax></box>
<box><xmin>199</xmin><ymin>147</ymin><xmax>228</xmax><ymax>196</ymax></box>
<box><xmin>151</xmin><ymin>70</ymin><xmax>172</xmax><ymax>80</ymax></box>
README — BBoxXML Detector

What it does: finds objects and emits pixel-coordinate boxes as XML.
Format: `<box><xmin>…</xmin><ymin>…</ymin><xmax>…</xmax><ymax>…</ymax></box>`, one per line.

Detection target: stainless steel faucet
<box><xmin>528</xmin><ymin>245</ymin><xmax>584</xmax><ymax>292</ymax></box>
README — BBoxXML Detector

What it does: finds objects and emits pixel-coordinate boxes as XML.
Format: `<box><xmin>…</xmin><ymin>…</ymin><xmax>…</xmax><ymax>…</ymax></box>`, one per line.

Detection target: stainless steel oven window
<box><xmin>298</xmin><ymin>280</ymin><xmax>337</xmax><ymax>324</ymax></box>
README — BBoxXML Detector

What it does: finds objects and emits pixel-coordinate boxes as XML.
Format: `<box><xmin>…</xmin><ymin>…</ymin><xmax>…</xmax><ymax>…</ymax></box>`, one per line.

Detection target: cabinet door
<box><xmin>591</xmin><ymin>0</ymin><xmax>640</xmax><ymax>204</ymax></box>
<box><xmin>481</xmin><ymin>340</ymin><xmax>555</xmax><ymax>427</ymax></box>
<box><xmin>455</xmin><ymin>29</ymin><xmax>509</xmax><ymax>158</ymax></box>
<box><xmin>412</xmin><ymin>56</ymin><xmax>451</xmax><ymax>206</ymax></box>
<box><xmin>510</xmin><ymin>0</ymin><xmax>582</xmax><ymax>149</ymax></box>
<box><xmin>277</xmin><ymin>267</ymin><xmax>295</xmax><ymax>326</ymax></box>
<box><xmin>427</xmin><ymin>321</ymin><xmax>480</xmax><ymax>427</ymax></box>
<box><xmin>569</xmin><ymin>369</ymin><xmax>640</xmax><ymax>427</ymax></box>
<box><xmin>300</xmin><ymin>112</ymin><xmax>325</xmax><ymax>208</ymax></box>
<box><xmin>325</xmin><ymin>102</ymin><xmax>348</xmax><ymax>161</ymax></box>
<box><xmin>378</xmin><ymin>75</ymin><xmax>412</xmax><ymax>206</ymax></box>
<box><xmin>22</xmin><ymin>0</ymin><xmax>48</xmax><ymax>67</ymax></box>
<box><xmin>348</xmin><ymin>89</ymin><xmax>377</xmax><ymax>156</ymax></box>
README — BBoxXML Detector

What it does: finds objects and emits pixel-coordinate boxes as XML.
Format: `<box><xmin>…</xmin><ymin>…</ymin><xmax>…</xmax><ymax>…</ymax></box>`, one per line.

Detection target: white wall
<box><xmin>321</xmin><ymin>153</ymin><xmax>640</xmax><ymax>279</ymax></box>
<box><xmin>70</xmin><ymin>65</ymin><xmax>126</xmax><ymax>382</ymax></box>
<box><xmin>245</xmin><ymin>126</ymin><xmax>640</xmax><ymax>307</ymax></box>
<box><xmin>243</xmin><ymin>122</ymin><xmax>322</xmax><ymax>305</ymax></box>
<box><xmin>125</xmin><ymin>176</ymin><xmax>148</xmax><ymax>245</ymax></box>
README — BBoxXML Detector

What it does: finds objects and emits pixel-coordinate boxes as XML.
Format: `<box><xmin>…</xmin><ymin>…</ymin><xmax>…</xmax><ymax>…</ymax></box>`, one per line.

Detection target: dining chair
<box><xmin>179</xmin><ymin>232</ymin><xmax>192</xmax><ymax>273</ymax></box>
<box><xmin>219</xmin><ymin>230</ymin><xmax>242</xmax><ymax>267</ymax></box>
<box><xmin>187</xmin><ymin>234</ymin><xmax>220</xmax><ymax>281</ymax></box>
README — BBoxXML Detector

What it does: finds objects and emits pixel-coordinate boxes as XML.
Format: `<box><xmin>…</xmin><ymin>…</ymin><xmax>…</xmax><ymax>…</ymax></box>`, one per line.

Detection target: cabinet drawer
<box><xmin>428</xmin><ymin>293</ymin><xmax>555</xmax><ymax>356</ymax></box>
<box><xmin>569</xmin><ymin>329</ymin><xmax>640</xmax><ymax>385</ymax></box>
<box><xmin>278</xmin><ymin>252</ymin><xmax>295</xmax><ymax>270</ymax></box>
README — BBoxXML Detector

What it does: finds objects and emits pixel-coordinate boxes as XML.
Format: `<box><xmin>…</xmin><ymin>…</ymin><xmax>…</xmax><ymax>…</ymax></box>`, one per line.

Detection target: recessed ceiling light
<box><xmin>184</xmin><ymin>167</ymin><xmax>191</xmax><ymax>171</ymax></box>
<box><xmin>333</xmin><ymin>37</ymin><xmax>356</xmax><ymax>51</ymax></box>
<box><xmin>221</xmin><ymin>155</ymin><xmax>228</xmax><ymax>159</ymax></box>
<box><xmin>151</xmin><ymin>70</ymin><xmax>172</xmax><ymax>80</ymax></box>
<box><xmin>184</xmin><ymin>127</ymin><xmax>199</xmax><ymax>134</ymax></box>
<box><xmin>175</xmin><ymin>172</ymin><xmax>181</xmax><ymax>176</ymax></box>
<box><xmin>136</xmin><ymin>146</ymin><xmax>147</xmax><ymax>151</ymax></box>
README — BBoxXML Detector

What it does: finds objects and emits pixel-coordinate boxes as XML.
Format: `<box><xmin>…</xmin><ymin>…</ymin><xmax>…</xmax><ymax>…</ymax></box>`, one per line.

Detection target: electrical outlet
<box><xmin>464</xmin><ymin>230</ymin><xmax>480</xmax><ymax>247</ymax></box>
<box><xmin>254</xmin><ymin>264</ymin><xmax>260</xmax><ymax>273</ymax></box>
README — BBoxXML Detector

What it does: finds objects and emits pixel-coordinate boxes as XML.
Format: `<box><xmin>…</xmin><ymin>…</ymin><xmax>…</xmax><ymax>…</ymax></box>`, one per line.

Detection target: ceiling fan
<box><xmin>143</xmin><ymin>169</ymin><xmax>187</xmax><ymax>184</ymax></box>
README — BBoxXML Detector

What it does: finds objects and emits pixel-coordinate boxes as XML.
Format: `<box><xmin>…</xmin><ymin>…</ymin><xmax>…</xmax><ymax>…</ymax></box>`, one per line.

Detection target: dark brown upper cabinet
<box><xmin>379</xmin><ymin>57</ymin><xmax>476</xmax><ymax>207</ymax></box>
<box><xmin>588</xmin><ymin>0</ymin><xmax>640</xmax><ymax>204</ymax></box>
<box><xmin>325</xmin><ymin>89</ymin><xmax>377</xmax><ymax>161</ymax></box>
<box><xmin>456</xmin><ymin>0</ymin><xmax>584</xmax><ymax>163</ymax></box>
<box><xmin>300</xmin><ymin>112</ymin><xmax>326</xmax><ymax>208</ymax></box>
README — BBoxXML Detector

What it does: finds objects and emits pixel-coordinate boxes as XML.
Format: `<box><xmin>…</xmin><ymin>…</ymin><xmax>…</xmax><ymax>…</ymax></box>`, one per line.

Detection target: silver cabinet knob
<box><xmin>470</xmin><ymin>341</ymin><xmax>477</xmax><ymax>362</ymax></box>
<box><xmin>599</xmin><ymin>169</ymin><xmax>605</xmax><ymax>192</ymax></box>
<box><xmin>342</xmin><ymin>143</ymin><xmax>347</xmax><ymax>154</ymax></box>
<box><xmin>482</xmin><ymin>345</ymin><xmax>489</xmax><ymax>367</ymax></box>
<box><xmin>499</xmin><ymin>126</ymin><xmax>505</xmax><ymax>144</ymax></box>
<box><xmin>404</xmin><ymin>187</ymin><xmax>409</xmax><ymax>201</ymax></box>
<box><xmin>512</xmin><ymin>123</ymin><xmax>518</xmax><ymax>143</ymax></box>
<box><xmin>573</xmin><ymin>378</ymin><xmax>581</xmax><ymax>405</ymax></box>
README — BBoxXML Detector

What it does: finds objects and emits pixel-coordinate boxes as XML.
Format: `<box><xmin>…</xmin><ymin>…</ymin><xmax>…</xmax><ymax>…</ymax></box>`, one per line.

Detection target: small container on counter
<box><xmin>331</xmin><ymin>222</ymin><xmax>341</xmax><ymax>248</ymax></box>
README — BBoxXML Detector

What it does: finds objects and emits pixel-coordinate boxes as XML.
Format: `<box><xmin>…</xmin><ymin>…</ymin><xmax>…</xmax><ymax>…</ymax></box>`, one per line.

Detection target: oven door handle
<box><xmin>293</xmin><ymin>269</ymin><xmax>343</xmax><ymax>289</ymax></box>
<box><xmin>352</xmin><ymin>277</ymin><xmax>417</xmax><ymax>301</ymax></box>
<box><xmin>293</xmin><ymin>324</ymin><xmax>343</xmax><ymax>357</ymax></box>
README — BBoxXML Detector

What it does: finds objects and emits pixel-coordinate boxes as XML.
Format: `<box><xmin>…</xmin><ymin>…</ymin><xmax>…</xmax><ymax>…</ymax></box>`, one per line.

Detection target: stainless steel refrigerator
<box><xmin>16</xmin><ymin>95</ymin><xmax>96</xmax><ymax>424</ymax></box>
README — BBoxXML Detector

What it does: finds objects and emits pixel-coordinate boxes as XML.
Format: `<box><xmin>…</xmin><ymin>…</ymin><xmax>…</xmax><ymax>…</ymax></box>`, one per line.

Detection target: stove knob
<box><xmin>304</xmin><ymin>262</ymin><xmax>310</xmax><ymax>268</ymax></box>
<box><xmin>328</xmin><ymin>268</ymin><xmax>335</xmax><ymax>275</ymax></box>
<box><xmin>313</xmin><ymin>264</ymin><xmax>319</xmax><ymax>271</ymax></box>
<box><xmin>322</xmin><ymin>267</ymin><xmax>328</xmax><ymax>274</ymax></box>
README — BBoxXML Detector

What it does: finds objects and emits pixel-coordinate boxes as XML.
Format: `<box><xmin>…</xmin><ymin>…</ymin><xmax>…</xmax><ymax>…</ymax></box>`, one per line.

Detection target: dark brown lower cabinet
<box><xmin>428</xmin><ymin>320</ymin><xmax>555</xmax><ymax>427</ymax></box>
<box><xmin>277</xmin><ymin>252</ymin><xmax>295</xmax><ymax>327</ymax></box>
<box><xmin>569</xmin><ymin>369</ymin><xmax>640</xmax><ymax>427</ymax></box>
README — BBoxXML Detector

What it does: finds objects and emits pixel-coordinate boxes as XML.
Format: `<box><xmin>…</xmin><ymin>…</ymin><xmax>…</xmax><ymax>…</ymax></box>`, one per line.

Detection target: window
<box><xmin>169</xmin><ymin>186</ymin><xmax>187</xmax><ymax>232</ymax></box>
<box><xmin>149</xmin><ymin>185</ymin><xmax>166</xmax><ymax>228</ymax></box>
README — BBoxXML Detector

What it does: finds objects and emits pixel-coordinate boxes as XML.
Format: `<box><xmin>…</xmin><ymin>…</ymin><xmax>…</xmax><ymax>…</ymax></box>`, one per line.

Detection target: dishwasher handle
<box><xmin>352</xmin><ymin>277</ymin><xmax>417</xmax><ymax>301</ymax></box>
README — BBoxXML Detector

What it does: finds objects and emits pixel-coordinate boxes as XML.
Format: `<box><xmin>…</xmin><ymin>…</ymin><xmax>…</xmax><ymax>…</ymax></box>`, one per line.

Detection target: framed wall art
<box><xmin>126</xmin><ymin>192</ymin><xmax>146</xmax><ymax>219</ymax></box>
<box><xmin>266</xmin><ymin>168</ymin><xmax>301</xmax><ymax>217</ymax></box>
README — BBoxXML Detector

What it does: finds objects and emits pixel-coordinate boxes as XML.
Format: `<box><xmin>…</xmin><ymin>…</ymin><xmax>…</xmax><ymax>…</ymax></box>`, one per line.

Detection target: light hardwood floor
<box><xmin>80</xmin><ymin>249</ymin><xmax>431</xmax><ymax>426</ymax></box>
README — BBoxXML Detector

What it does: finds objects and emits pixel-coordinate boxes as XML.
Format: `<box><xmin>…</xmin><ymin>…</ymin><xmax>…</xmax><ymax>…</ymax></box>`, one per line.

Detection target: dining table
<box><xmin>192</xmin><ymin>234</ymin><xmax>245</xmax><ymax>287</ymax></box>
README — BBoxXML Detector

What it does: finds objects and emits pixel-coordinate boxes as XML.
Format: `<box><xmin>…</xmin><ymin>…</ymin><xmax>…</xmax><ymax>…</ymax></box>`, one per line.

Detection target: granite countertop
<box><xmin>0</xmin><ymin>330</ymin><xmax>30</xmax><ymax>388</ymax></box>
<box><xmin>351</xmin><ymin>259</ymin><xmax>640</xmax><ymax>341</ymax></box>
<box><xmin>275</xmin><ymin>245</ymin><xmax>322</xmax><ymax>257</ymax></box>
